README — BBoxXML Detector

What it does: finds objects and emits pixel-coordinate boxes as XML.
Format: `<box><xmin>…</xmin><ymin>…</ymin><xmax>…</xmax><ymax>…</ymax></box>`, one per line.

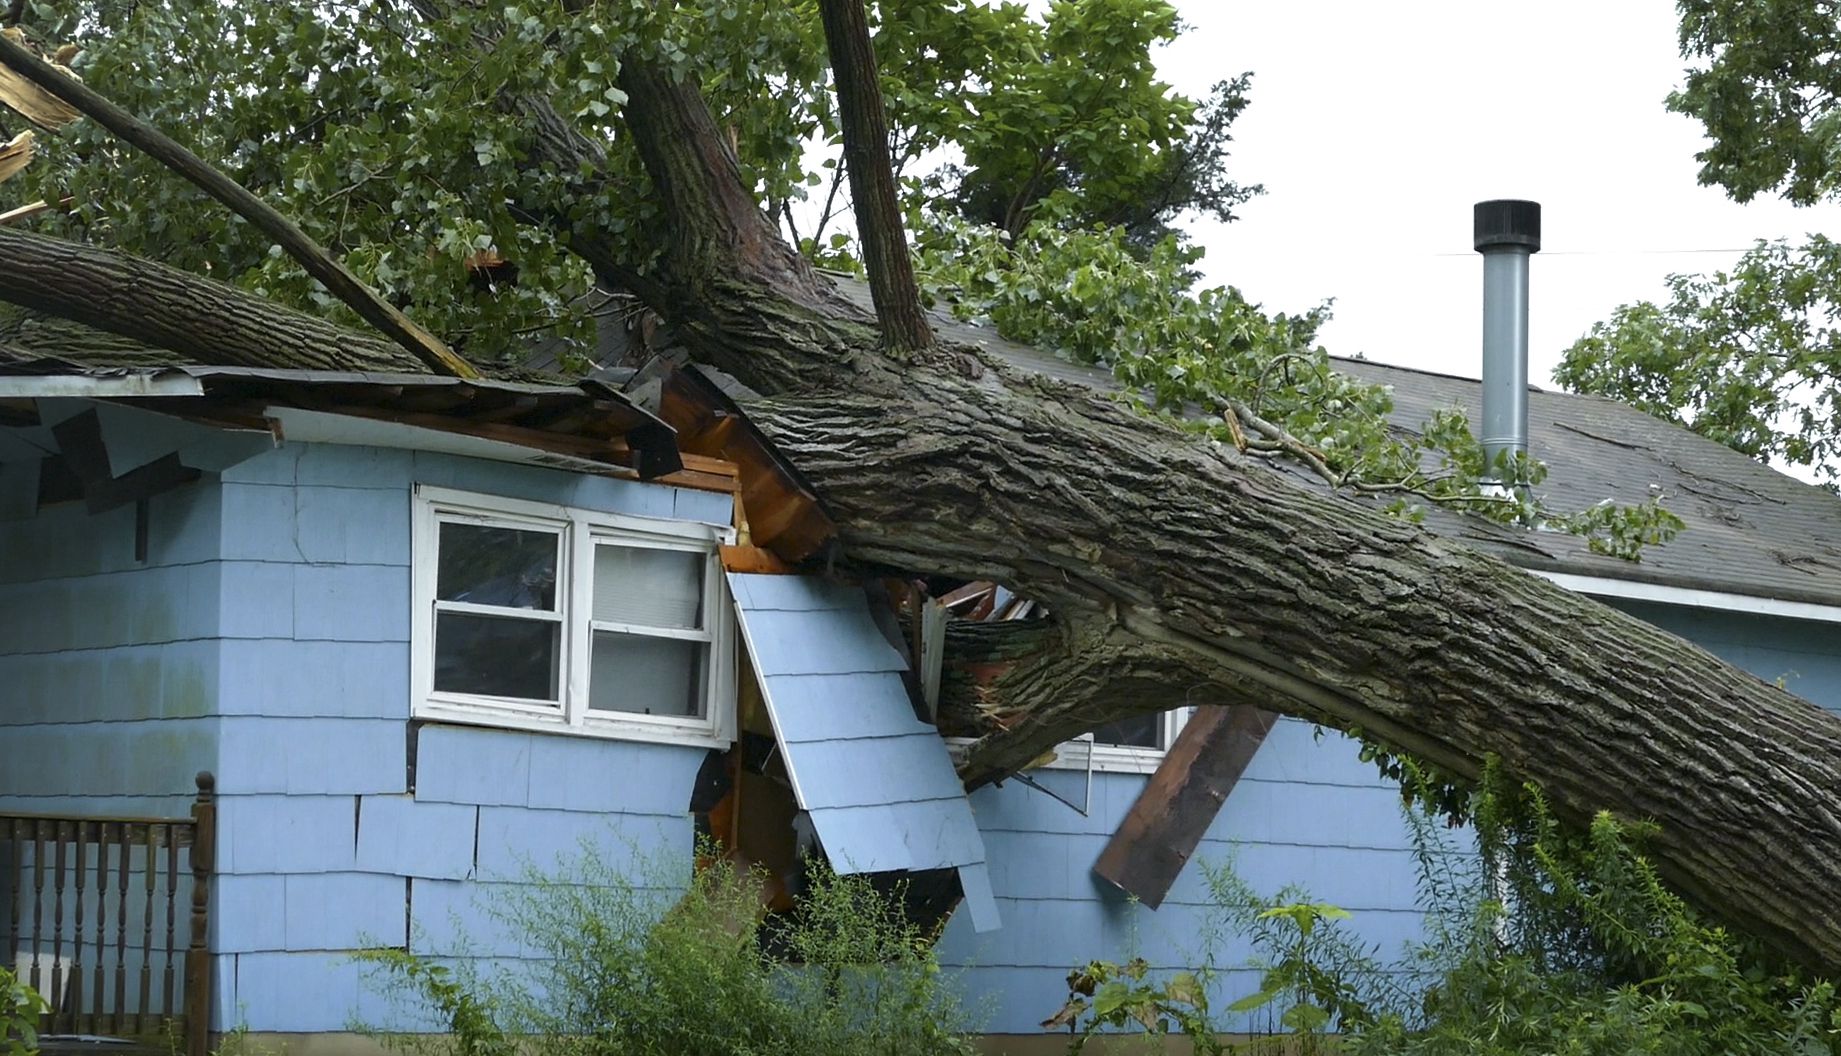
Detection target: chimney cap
<box><xmin>1474</xmin><ymin>199</ymin><xmax>1541</xmax><ymax>253</ymax></box>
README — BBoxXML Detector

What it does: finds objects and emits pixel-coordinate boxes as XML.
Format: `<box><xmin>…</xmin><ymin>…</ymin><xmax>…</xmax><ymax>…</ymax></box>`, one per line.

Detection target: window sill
<box><xmin>414</xmin><ymin>702</ymin><xmax>733</xmax><ymax>751</ymax></box>
<box><xmin>943</xmin><ymin>737</ymin><xmax>1168</xmax><ymax>776</ymax></box>
<box><xmin>1035</xmin><ymin>742</ymin><xmax>1166</xmax><ymax>775</ymax></box>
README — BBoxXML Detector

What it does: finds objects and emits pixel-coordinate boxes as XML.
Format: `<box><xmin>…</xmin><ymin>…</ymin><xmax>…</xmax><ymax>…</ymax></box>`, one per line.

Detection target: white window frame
<box><xmin>411</xmin><ymin>485</ymin><xmax>737</xmax><ymax>749</ymax></box>
<box><xmin>1038</xmin><ymin>708</ymin><xmax>1194</xmax><ymax>775</ymax></box>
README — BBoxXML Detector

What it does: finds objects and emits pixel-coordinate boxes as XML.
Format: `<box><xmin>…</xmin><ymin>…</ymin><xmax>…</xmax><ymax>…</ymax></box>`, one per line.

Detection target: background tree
<box><xmin>1559</xmin><ymin>0</ymin><xmax>1841</xmax><ymax>485</ymax></box>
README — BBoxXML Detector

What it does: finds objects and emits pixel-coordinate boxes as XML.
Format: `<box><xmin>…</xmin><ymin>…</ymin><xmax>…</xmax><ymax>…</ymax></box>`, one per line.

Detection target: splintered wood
<box><xmin>0</xmin><ymin>30</ymin><xmax>79</xmax><ymax>130</ymax></box>
<box><xmin>938</xmin><ymin>580</ymin><xmax>1035</xmax><ymax>621</ymax></box>
<box><xmin>0</xmin><ymin>131</ymin><xmax>33</xmax><ymax>184</ymax></box>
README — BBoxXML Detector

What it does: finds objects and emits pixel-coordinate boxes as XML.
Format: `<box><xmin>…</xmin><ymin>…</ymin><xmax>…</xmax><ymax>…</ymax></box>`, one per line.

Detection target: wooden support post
<box><xmin>1092</xmin><ymin>706</ymin><xmax>1277</xmax><ymax>908</ymax></box>
<box><xmin>184</xmin><ymin>772</ymin><xmax>214</xmax><ymax>1056</ymax></box>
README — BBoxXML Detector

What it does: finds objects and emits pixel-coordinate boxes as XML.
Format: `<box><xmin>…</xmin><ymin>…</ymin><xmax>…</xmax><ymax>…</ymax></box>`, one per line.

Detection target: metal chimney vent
<box><xmin>1473</xmin><ymin>199</ymin><xmax>1541</xmax><ymax>482</ymax></box>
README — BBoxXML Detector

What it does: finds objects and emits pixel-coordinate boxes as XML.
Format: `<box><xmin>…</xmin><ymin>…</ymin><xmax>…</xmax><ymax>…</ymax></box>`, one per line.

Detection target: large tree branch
<box><xmin>818</xmin><ymin>0</ymin><xmax>933</xmax><ymax>353</ymax></box>
<box><xmin>0</xmin><ymin>32</ymin><xmax>478</xmax><ymax>380</ymax></box>
<box><xmin>739</xmin><ymin>370</ymin><xmax>1841</xmax><ymax>968</ymax></box>
<box><xmin>934</xmin><ymin>616</ymin><xmax>1253</xmax><ymax>745</ymax></box>
<box><xmin>584</xmin><ymin>58</ymin><xmax>1841</xmax><ymax>968</ymax></box>
<box><xmin>0</xmin><ymin>226</ymin><xmax>423</xmax><ymax>372</ymax></box>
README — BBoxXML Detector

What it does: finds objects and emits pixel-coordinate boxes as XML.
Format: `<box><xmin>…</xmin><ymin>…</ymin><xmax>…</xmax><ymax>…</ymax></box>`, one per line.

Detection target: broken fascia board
<box><xmin>177</xmin><ymin>365</ymin><xmax>589</xmax><ymax>398</ymax></box>
<box><xmin>265</xmin><ymin>405</ymin><xmax>621</xmax><ymax>476</ymax></box>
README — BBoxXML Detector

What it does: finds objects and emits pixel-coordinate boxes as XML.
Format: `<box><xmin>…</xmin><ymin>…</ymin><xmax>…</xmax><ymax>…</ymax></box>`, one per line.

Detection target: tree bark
<box><xmin>593</xmin><ymin>61</ymin><xmax>1841</xmax><ymax>969</ymax></box>
<box><xmin>0</xmin><ymin>226</ymin><xmax>423</xmax><ymax>373</ymax></box>
<box><xmin>818</xmin><ymin>0</ymin><xmax>934</xmax><ymax>354</ymax></box>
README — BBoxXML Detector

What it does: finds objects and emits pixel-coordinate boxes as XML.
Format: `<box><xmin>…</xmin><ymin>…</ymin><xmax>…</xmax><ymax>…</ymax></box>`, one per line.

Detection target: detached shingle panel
<box><xmin>728</xmin><ymin>572</ymin><xmax>1000</xmax><ymax>931</ymax></box>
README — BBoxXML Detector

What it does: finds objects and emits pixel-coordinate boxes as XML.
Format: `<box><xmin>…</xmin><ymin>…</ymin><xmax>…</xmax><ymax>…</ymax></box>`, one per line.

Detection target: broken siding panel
<box><xmin>526</xmin><ymin>735</ymin><xmax>706</xmax><ymax>815</ymax></box>
<box><xmin>353</xmin><ymin>796</ymin><xmax>477</xmax><ymax>880</ymax></box>
<box><xmin>793</xmin><ymin>801</ymin><xmax>985</xmax><ymax>874</ymax></box>
<box><xmin>729</xmin><ymin>573</ymin><xmax>998</xmax><ymax>931</ymax></box>
<box><xmin>472</xmin><ymin>806</ymin><xmax>693</xmax><ymax>879</ymax></box>
<box><xmin>773</xmin><ymin>727</ymin><xmax>965</xmax><ymax>809</ymax></box>
<box><xmin>413</xmin><ymin>725</ymin><xmax>534</xmax><ymax>807</ymax></box>
<box><xmin>727</xmin><ymin>572</ymin><xmax>864</xmax><ymax>612</ymax></box>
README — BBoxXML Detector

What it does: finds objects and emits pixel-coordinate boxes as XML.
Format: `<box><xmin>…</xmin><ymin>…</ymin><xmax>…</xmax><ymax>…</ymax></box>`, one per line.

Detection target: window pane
<box><xmin>589</xmin><ymin>631</ymin><xmax>705</xmax><ymax>718</ymax></box>
<box><xmin>592</xmin><ymin>545</ymin><xmax>703</xmax><ymax>629</ymax></box>
<box><xmin>1088</xmin><ymin>713</ymin><xmax>1162</xmax><ymax>749</ymax></box>
<box><xmin>437</xmin><ymin>523</ymin><xmax>558</xmax><ymax>610</ymax></box>
<box><xmin>434</xmin><ymin>612</ymin><xmax>560</xmax><ymax>701</ymax></box>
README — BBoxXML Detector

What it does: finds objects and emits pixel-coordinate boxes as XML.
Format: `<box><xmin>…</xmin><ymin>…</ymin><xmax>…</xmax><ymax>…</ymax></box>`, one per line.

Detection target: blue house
<box><xmin>2</xmin><ymin>315</ymin><xmax>1838</xmax><ymax>1055</ymax></box>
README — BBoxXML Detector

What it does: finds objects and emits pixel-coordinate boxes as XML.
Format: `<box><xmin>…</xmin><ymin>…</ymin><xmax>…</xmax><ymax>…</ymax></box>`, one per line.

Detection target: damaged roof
<box><xmin>836</xmin><ymin>283</ymin><xmax>1841</xmax><ymax>612</ymax></box>
<box><xmin>12</xmin><ymin>277</ymin><xmax>1841</xmax><ymax>611</ymax></box>
<box><xmin>0</xmin><ymin>348</ymin><xmax>691</xmax><ymax>483</ymax></box>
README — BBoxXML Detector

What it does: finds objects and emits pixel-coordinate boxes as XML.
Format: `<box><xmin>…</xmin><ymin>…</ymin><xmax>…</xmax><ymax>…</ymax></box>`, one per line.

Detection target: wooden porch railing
<box><xmin>0</xmin><ymin>773</ymin><xmax>215</xmax><ymax>1056</ymax></box>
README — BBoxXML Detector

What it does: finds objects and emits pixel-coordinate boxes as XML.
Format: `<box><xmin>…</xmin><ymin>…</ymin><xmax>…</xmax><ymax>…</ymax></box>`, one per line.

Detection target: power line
<box><xmin>1422</xmin><ymin>246</ymin><xmax>1773</xmax><ymax>258</ymax></box>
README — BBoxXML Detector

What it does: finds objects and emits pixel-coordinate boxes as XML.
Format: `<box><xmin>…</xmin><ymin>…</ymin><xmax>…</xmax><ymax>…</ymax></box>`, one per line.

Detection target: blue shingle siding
<box><xmin>199</xmin><ymin>443</ymin><xmax>715</xmax><ymax>1032</ymax></box>
<box><xmin>354</xmin><ymin>796</ymin><xmax>477</xmax><ymax>880</ymax></box>
<box><xmin>935</xmin><ymin>724</ymin><xmax>1441</xmax><ymax>1033</ymax></box>
<box><xmin>0</xmin><ymin>479</ymin><xmax>224</xmax><ymax>819</ymax></box>
<box><xmin>14</xmin><ymin>418</ymin><xmax>1841</xmax><ymax>1038</ymax></box>
<box><xmin>728</xmin><ymin>573</ymin><xmax>999</xmax><ymax>931</ymax></box>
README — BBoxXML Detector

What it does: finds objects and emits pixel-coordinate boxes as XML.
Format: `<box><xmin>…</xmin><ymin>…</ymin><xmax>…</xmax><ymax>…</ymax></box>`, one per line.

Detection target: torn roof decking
<box><xmin>727</xmin><ymin>572</ymin><xmax>1000</xmax><ymax>932</ymax></box>
<box><xmin>822</xmin><ymin>279</ymin><xmax>1841</xmax><ymax>611</ymax></box>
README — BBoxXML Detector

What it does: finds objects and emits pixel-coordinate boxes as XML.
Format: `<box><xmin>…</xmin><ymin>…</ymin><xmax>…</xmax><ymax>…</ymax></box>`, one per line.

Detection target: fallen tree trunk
<box><xmin>7</xmin><ymin>214</ymin><xmax>1841</xmax><ymax>970</ymax></box>
<box><xmin>2</xmin><ymin>50</ymin><xmax>1840</xmax><ymax>971</ymax></box>
<box><xmin>596</xmin><ymin>58</ymin><xmax>1841</xmax><ymax>969</ymax></box>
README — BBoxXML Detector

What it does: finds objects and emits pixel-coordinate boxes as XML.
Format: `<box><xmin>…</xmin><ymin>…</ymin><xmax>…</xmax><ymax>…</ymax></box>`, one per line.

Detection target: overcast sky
<box><xmin>1158</xmin><ymin>1</ymin><xmax>1841</xmax><ymax>386</ymax></box>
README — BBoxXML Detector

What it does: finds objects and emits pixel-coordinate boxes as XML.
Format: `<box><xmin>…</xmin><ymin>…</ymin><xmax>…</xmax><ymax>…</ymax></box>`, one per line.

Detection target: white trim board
<box><xmin>1535</xmin><ymin>571</ymin><xmax>1841</xmax><ymax>625</ymax></box>
<box><xmin>0</xmin><ymin>374</ymin><xmax>205</xmax><ymax>398</ymax></box>
<box><xmin>267</xmin><ymin>406</ymin><xmax>620</xmax><ymax>476</ymax></box>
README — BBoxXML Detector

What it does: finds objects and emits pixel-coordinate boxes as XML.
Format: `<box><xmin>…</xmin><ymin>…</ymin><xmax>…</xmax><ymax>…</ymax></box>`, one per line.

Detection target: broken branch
<box><xmin>0</xmin><ymin>31</ymin><xmax>478</xmax><ymax>379</ymax></box>
<box><xmin>818</xmin><ymin>0</ymin><xmax>933</xmax><ymax>354</ymax></box>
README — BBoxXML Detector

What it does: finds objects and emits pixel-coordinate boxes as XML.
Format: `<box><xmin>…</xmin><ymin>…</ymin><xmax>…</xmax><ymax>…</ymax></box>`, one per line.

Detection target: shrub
<box><xmin>362</xmin><ymin>846</ymin><xmax>975</xmax><ymax>1056</ymax></box>
<box><xmin>1050</xmin><ymin>763</ymin><xmax>1841</xmax><ymax>1054</ymax></box>
<box><xmin>0</xmin><ymin>967</ymin><xmax>47</xmax><ymax>1056</ymax></box>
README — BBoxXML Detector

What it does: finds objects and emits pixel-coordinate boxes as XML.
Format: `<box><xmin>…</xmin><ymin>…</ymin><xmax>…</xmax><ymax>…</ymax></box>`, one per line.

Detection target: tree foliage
<box><xmin>1048</xmin><ymin>770</ymin><xmax>1841</xmax><ymax>1054</ymax></box>
<box><xmin>2</xmin><ymin>0</ymin><xmax>1679</xmax><ymax>551</ymax></box>
<box><xmin>1559</xmin><ymin>236</ymin><xmax>1841</xmax><ymax>484</ymax></box>
<box><xmin>1562</xmin><ymin>1</ymin><xmax>1841</xmax><ymax>484</ymax></box>
<box><xmin>1671</xmin><ymin>0</ymin><xmax>1841</xmax><ymax>207</ymax></box>
<box><xmin>872</xmin><ymin>0</ymin><xmax>1258</xmax><ymax>245</ymax></box>
<box><xmin>915</xmin><ymin>212</ymin><xmax>1684</xmax><ymax>557</ymax></box>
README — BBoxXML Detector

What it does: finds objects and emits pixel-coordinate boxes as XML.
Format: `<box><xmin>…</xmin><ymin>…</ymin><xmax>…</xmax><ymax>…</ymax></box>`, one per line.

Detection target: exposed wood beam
<box><xmin>1091</xmin><ymin>706</ymin><xmax>1279</xmax><ymax>909</ymax></box>
<box><xmin>46</xmin><ymin>409</ymin><xmax>201</xmax><ymax>514</ymax></box>
<box><xmin>49</xmin><ymin>407</ymin><xmax>111</xmax><ymax>482</ymax></box>
<box><xmin>85</xmin><ymin>452</ymin><xmax>199</xmax><ymax>515</ymax></box>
